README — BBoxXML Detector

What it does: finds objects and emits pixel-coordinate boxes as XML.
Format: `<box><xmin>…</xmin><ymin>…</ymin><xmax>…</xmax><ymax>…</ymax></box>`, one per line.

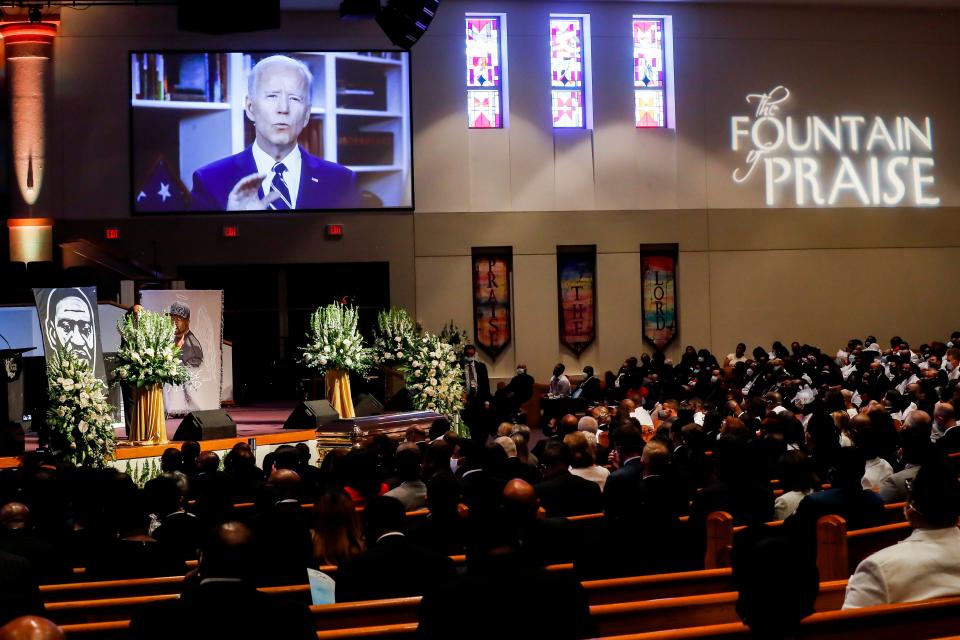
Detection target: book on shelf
<box><xmin>131</xmin><ymin>52</ymin><xmax>228</xmax><ymax>103</ymax></box>
<box><xmin>337</xmin><ymin>132</ymin><xmax>394</xmax><ymax>166</ymax></box>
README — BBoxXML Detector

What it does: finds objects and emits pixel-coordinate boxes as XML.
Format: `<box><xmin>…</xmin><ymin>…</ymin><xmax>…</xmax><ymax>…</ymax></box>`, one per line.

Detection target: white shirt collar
<box><xmin>376</xmin><ymin>531</ymin><xmax>405</xmax><ymax>543</ymax></box>
<box><xmin>251</xmin><ymin>141</ymin><xmax>302</xmax><ymax>209</ymax></box>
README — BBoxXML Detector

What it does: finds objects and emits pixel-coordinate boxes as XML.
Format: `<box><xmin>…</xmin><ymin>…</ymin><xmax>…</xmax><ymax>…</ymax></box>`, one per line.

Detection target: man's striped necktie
<box><xmin>269</xmin><ymin>162</ymin><xmax>292</xmax><ymax>210</ymax></box>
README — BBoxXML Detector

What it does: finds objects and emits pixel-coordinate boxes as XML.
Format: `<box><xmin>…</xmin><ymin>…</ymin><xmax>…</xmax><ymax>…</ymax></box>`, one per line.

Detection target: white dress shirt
<box><xmin>861</xmin><ymin>457</ymin><xmax>894</xmax><ymax>491</ymax></box>
<box><xmin>549</xmin><ymin>374</ymin><xmax>571</xmax><ymax>397</ymax></box>
<box><xmin>252</xmin><ymin>141</ymin><xmax>302</xmax><ymax>208</ymax></box>
<box><xmin>774</xmin><ymin>489</ymin><xmax>812</xmax><ymax>520</ymax></box>
<box><xmin>844</xmin><ymin>527</ymin><xmax>960</xmax><ymax>608</ymax></box>
<box><xmin>569</xmin><ymin>465</ymin><xmax>610</xmax><ymax>491</ymax></box>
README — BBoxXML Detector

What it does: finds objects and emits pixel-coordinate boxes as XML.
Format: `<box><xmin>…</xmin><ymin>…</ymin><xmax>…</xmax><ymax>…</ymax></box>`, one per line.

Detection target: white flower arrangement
<box><xmin>374</xmin><ymin>308</ymin><xmax>467</xmax><ymax>436</ymax></box>
<box><xmin>303</xmin><ymin>302</ymin><xmax>374</xmax><ymax>375</ymax></box>
<box><xmin>45</xmin><ymin>349</ymin><xmax>116</xmax><ymax>468</ymax></box>
<box><xmin>114</xmin><ymin>310</ymin><xmax>190</xmax><ymax>387</ymax></box>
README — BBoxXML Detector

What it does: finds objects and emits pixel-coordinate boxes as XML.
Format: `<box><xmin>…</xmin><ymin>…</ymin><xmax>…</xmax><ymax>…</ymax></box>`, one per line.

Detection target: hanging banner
<box><xmin>641</xmin><ymin>245</ymin><xmax>678</xmax><ymax>350</ymax></box>
<box><xmin>557</xmin><ymin>246</ymin><xmax>596</xmax><ymax>356</ymax></box>
<box><xmin>471</xmin><ymin>248</ymin><xmax>512</xmax><ymax>359</ymax></box>
<box><xmin>140</xmin><ymin>290</ymin><xmax>223</xmax><ymax>415</ymax></box>
<box><xmin>33</xmin><ymin>287</ymin><xmax>108</xmax><ymax>384</ymax></box>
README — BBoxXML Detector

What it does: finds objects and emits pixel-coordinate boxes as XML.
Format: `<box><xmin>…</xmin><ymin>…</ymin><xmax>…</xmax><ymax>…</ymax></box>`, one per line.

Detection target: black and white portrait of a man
<box><xmin>33</xmin><ymin>287</ymin><xmax>107</xmax><ymax>382</ymax></box>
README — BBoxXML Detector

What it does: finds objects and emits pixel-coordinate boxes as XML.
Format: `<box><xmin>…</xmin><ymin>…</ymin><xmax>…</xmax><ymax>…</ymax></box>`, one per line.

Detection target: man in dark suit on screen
<box><xmin>190</xmin><ymin>55</ymin><xmax>362</xmax><ymax>212</ymax></box>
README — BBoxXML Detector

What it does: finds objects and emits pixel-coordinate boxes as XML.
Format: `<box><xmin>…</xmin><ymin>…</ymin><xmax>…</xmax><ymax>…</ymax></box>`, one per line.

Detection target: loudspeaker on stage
<box><xmin>283</xmin><ymin>400</ymin><xmax>340</xmax><ymax>430</ymax></box>
<box><xmin>172</xmin><ymin>409</ymin><xmax>237</xmax><ymax>441</ymax></box>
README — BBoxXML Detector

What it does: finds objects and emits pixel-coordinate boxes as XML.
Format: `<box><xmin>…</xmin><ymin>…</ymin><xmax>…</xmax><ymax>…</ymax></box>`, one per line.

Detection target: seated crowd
<box><xmin>0</xmin><ymin>332</ymin><xmax>959</xmax><ymax>638</ymax></box>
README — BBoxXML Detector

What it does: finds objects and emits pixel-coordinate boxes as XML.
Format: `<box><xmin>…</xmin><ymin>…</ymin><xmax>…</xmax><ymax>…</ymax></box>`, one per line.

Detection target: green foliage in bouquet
<box><xmin>45</xmin><ymin>349</ymin><xmax>116</xmax><ymax>468</ymax></box>
<box><xmin>303</xmin><ymin>302</ymin><xmax>374</xmax><ymax>375</ymax></box>
<box><xmin>373</xmin><ymin>306</ymin><xmax>419</xmax><ymax>370</ymax></box>
<box><xmin>439</xmin><ymin>320</ymin><xmax>470</xmax><ymax>360</ymax></box>
<box><xmin>114</xmin><ymin>310</ymin><xmax>189</xmax><ymax>387</ymax></box>
<box><xmin>374</xmin><ymin>308</ymin><xmax>467</xmax><ymax>436</ymax></box>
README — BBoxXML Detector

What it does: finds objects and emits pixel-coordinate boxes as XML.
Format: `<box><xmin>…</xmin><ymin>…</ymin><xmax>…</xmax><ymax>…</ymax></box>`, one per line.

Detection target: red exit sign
<box><xmin>326</xmin><ymin>224</ymin><xmax>344</xmax><ymax>238</ymax></box>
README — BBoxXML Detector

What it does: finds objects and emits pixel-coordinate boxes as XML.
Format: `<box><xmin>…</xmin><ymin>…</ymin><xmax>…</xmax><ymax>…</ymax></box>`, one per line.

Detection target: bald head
<box><xmin>268</xmin><ymin>469</ymin><xmax>301</xmax><ymax>501</ymax></box>
<box><xmin>197</xmin><ymin>451</ymin><xmax>220</xmax><ymax>473</ymax></box>
<box><xmin>200</xmin><ymin>521</ymin><xmax>254</xmax><ymax>580</ymax></box>
<box><xmin>0</xmin><ymin>616</ymin><xmax>65</xmax><ymax>640</ymax></box>
<box><xmin>558</xmin><ymin>414</ymin><xmax>580</xmax><ymax>436</ymax></box>
<box><xmin>0</xmin><ymin>503</ymin><xmax>29</xmax><ymax>530</ymax></box>
<box><xmin>503</xmin><ymin>478</ymin><xmax>538</xmax><ymax>508</ymax></box>
<box><xmin>935</xmin><ymin>403</ymin><xmax>956</xmax><ymax>429</ymax></box>
<box><xmin>903</xmin><ymin>410</ymin><xmax>932</xmax><ymax>436</ymax></box>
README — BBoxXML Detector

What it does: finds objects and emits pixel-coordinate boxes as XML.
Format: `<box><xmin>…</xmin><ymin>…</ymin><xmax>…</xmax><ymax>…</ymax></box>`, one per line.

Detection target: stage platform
<box><xmin>0</xmin><ymin>403</ymin><xmax>314</xmax><ymax>470</ymax></box>
<box><xmin>0</xmin><ymin>404</ymin><xmax>443</xmax><ymax>470</ymax></box>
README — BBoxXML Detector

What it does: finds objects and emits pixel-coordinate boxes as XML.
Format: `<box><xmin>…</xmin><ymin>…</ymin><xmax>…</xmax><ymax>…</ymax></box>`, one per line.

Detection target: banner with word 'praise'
<box><xmin>471</xmin><ymin>248</ymin><xmax>512</xmax><ymax>360</ymax></box>
<box><xmin>641</xmin><ymin>246</ymin><xmax>678</xmax><ymax>350</ymax></box>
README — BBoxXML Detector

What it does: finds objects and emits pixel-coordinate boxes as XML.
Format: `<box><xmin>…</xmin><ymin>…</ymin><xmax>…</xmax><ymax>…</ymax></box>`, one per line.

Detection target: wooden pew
<box><xmin>589</xmin><ymin>580</ymin><xmax>847</xmax><ymax>637</ymax></box>
<box><xmin>816</xmin><ymin>515</ymin><xmax>912</xmax><ymax>581</ymax></box>
<box><xmin>48</xmin><ymin>595</ymin><xmax>178</xmax><ymax>625</ymax></box>
<box><xmin>597</xmin><ymin>595</ymin><xmax>960</xmax><ymax>640</ymax></box>
<box><xmin>583</xmin><ymin>569</ymin><xmax>735</xmax><ymax>605</ymax></box>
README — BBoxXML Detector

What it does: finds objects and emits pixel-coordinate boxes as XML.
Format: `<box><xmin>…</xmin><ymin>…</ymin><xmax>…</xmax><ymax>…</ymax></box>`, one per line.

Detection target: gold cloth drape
<box><xmin>325</xmin><ymin>369</ymin><xmax>354</xmax><ymax>419</ymax></box>
<box><xmin>130</xmin><ymin>384</ymin><xmax>167</xmax><ymax>444</ymax></box>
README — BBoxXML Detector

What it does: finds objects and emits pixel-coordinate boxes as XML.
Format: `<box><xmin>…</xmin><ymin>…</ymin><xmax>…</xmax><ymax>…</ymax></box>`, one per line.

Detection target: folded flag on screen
<box><xmin>135</xmin><ymin>157</ymin><xmax>190</xmax><ymax>213</ymax></box>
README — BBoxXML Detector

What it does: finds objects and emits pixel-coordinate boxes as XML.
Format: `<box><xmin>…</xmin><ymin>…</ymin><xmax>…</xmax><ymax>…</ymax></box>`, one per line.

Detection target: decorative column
<box><xmin>1</xmin><ymin>21</ymin><xmax>58</xmax><ymax>208</ymax></box>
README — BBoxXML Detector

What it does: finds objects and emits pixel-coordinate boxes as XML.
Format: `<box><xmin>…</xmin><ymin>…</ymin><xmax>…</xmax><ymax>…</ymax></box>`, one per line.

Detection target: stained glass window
<box><xmin>466</xmin><ymin>16</ymin><xmax>504</xmax><ymax>129</ymax></box>
<box><xmin>633</xmin><ymin>18</ymin><xmax>666</xmax><ymax>128</ymax></box>
<box><xmin>550</xmin><ymin>16</ymin><xmax>588</xmax><ymax>129</ymax></box>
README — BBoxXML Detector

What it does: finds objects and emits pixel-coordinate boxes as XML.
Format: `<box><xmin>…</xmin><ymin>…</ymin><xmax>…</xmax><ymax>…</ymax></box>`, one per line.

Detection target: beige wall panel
<box><xmin>708</xmin><ymin>208</ymin><xmax>960</xmax><ymax>252</ymax></box>
<box><xmin>414</xmin><ymin>210</ymin><xmax>709</xmax><ymax>256</ymax></box>
<box><xmin>676</xmin><ymin>250</ymin><xmax>712</xmax><ymax>357</ymax></box>
<box><xmin>512</xmin><ymin>253</ymin><xmax>561</xmax><ymax>381</ymax></box>
<box><xmin>468</xmin><ymin>130</ymin><xmax>513</xmax><ymax>211</ymax></box>
<box><xmin>505</xmin><ymin>32</ymin><xmax>556</xmax><ymax>212</ymax></box>
<box><xmin>708</xmin><ymin>247</ymin><xmax>960</xmax><ymax>353</ymax></box>
<box><xmin>412</xmin><ymin>34</ymin><xmax>472</xmax><ymax>214</ymax></box>
<box><xmin>553</xmin><ymin>131</ymin><xmax>596</xmax><ymax>210</ymax></box>
<box><xmin>596</xmin><ymin>252</ymin><xmax>644</xmax><ymax>370</ymax></box>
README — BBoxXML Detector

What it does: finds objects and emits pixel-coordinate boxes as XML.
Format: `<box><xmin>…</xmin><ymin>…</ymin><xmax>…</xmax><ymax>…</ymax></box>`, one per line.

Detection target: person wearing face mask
<box><xmin>548</xmin><ymin>363</ymin><xmax>572</xmax><ymax>398</ymax></box>
<box><xmin>943</xmin><ymin>348</ymin><xmax>960</xmax><ymax>383</ymax></box>
<box><xmin>461</xmin><ymin>345</ymin><xmax>492</xmax><ymax>443</ymax></box>
<box><xmin>494</xmin><ymin>363</ymin><xmax>535</xmax><ymax>422</ymax></box>
<box><xmin>572</xmin><ymin>366</ymin><xmax>602</xmax><ymax>406</ymax></box>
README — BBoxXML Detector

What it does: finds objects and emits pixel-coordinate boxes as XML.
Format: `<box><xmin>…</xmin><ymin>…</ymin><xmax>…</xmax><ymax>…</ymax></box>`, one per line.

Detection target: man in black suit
<box><xmin>417</xmin><ymin>504</ymin><xmax>595</xmax><ymax>639</ymax></box>
<box><xmin>129</xmin><ymin>522</ymin><xmax>315</xmax><ymax>640</ymax></box>
<box><xmin>249</xmin><ymin>469</ymin><xmax>313</xmax><ymax>586</ymax></box>
<box><xmin>0</xmin><ymin>503</ymin><xmax>69</xmax><ymax>582</ymax></box>
<box><xmin>535</xmin><ymin>442</ymin><xmax>602</xmax><ymax>517</ymax></box>
<box><xmin>602</xmin><ymin>420</ymin><xmax>646</xmax><ymax>523</ymax></box>
<box><xmin>335</xmin><ymin>497</ymin><xmax>457</xmax><ymax>602</ymax></box>
<box><xmin>144</xmin><ymin>475</ymin><xmax>202</xmax><ymax>562</ymax></box>
<box><xmin>455</xmin><ymin>440</ymin><xmax>507</xmax><ymax>523</ymax></box>
<box><xmin>572</xmin><ymin>365</ymin><xmax>603</xmax><ymax>407</ymax></box>
<box><xmin>461</xmin><ymin>344</ymin><xmax>493</xmax><ymax>443</ymax></box>
<box><xmin>0</xmin><ymin>551</ymin><xmax>43</xmax><ymax>627</ymax></box>
<box><xmin>494</xmin><ymin>363</ymin><xmax>534</xmax><ymax>422</ymax></box>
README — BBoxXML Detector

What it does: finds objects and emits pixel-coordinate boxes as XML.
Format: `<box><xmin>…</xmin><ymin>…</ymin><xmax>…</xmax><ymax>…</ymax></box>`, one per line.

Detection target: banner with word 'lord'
<box><xmin>641</xmin><ymin>246</ymin><xmax>678</xmax><ymax>350</ymax></box>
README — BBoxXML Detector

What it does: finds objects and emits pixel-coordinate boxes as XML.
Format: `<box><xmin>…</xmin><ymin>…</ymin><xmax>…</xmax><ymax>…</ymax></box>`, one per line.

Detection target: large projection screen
<box><xmin>130</xmin><ymin>50</ymin><xmax>412</xmax><ymax>214</ymax></box>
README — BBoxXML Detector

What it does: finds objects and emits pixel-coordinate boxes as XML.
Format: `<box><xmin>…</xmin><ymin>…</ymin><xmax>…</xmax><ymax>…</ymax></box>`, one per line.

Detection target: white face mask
<box><xmin>465</xmin><ymin>356</ymin><xmax>475</xmax><ymax>363</ymax></box>
<box><xmin>947</xmin><ymin>361</ymin><xmax>956</xmax><ymax>371</ymax></box>
<box><xmin>516</xmin><ymin>368</ymin><xmax>526</xmax><ymax>375</ymax></box>
<box><xmin>450</xmin><ymin>457</ymin><xmax>460</xmax><ymax>473</ymax></box>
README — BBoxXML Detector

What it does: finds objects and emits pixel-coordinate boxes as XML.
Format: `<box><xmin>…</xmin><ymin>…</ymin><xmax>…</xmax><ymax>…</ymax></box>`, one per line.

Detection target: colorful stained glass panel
<box><xmin>468</xmin><ymin>90</ymin><xmax>501</xmax><ymax>129</ymax></box>
<box><xmin>550</xmin><ymin>17</ymin><xmax>583</xmax><ymax>88</ymax></box>
<box><xmin>633</xmin><ymin>19</ymin><xmax>664</xmax><ymax>89</ymax></box>
<box><xmin>466</xmin><ymin>17</ymin><xmax>501</xmax><ymax>88</ymax></box>
<box><xmin>552</xmin><ymin>89</ymin><xmax>583</xmax><ymax>128</ymax></box>
<box><xmin>635</xmin><ymin>90</ymin><xmax>665</xmax><ymax>128</ymax></box>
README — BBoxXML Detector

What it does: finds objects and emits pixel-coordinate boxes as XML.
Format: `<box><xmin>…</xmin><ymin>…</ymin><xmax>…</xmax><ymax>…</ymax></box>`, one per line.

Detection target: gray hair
<box><xmin>247</xmin><ymin>55</ymin><xmax>313</xmax><ymax>106</ymax></box>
